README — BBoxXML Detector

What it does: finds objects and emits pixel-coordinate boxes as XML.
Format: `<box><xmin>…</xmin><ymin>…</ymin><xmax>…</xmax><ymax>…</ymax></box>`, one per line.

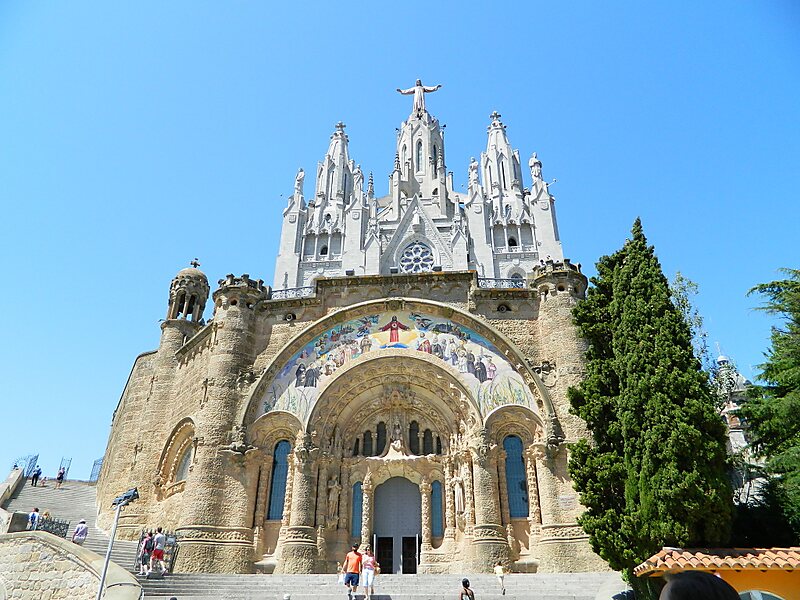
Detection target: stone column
<box><xmin>252</xmin><ymin>454</ymin><xmax>273</xmax><ymax>555</ymax></box>
<box><xmin>360</xmin><ymin>477</ymin><xmax>374</xmax><ymax>549</ymax></box>
<box><xmin>467</xmin><ymin>433</ymin><xmax>510</xmax><ymax>571</ymax></box>
<box><xmin>314</xmin><ymin>460</ymin><xmax>329</xmax><ymax>528</ymax></box>
<box><xmin>443</xmin><ymin>461</ymin><xmax>456</xmax><ymax>539</ymax></box>
<box><xmin>275</xmin><ymin>435</ymin><xmax>318</xmax><ymax>573</ymax></box>
<box><xmin>338</xmin><ymin>466</ymin><xmax>350</xmax><ymax>531</ymax></box>
<box><xmin>461</xmin><ymin>457</ymin><xmax>476</xmax><ymax>532</ymax></box>
<box><xmin>524</xmin><ymin>446</ymin><xmax>542</xmax><ymax>543</ymax></box>
<box><xmin>496</xmin><ymin>449</ymin><xmax>511</xmax><ymax>526</ymax></box>
<box><xmin>420</xmin><ymin>479</ymin><xmax>432</xmax><ymax>550</ymax></box>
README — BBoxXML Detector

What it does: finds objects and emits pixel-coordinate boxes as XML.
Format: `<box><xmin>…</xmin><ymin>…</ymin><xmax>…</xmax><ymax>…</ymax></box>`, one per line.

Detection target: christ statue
<box><xmin>396</xmin><ymin>79</ymin><xmax>442</xmax><ymax>114</ymax></box>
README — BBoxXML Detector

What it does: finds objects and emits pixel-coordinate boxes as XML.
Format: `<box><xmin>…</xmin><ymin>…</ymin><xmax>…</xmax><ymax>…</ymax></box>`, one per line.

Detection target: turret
<box><xmin>167</xmin><ymin>260</ymin><xmax>210</xmax><ymax>322</ymax></box>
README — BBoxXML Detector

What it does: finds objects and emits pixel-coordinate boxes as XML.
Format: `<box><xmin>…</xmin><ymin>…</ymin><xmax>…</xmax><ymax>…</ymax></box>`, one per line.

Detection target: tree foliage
<box><xmin>738</xmin><ymin>268</ymin><xmax>800</xmax><ymax>539</ymax></box>
<box><xmin>568</xmin><ymin>219</ymin><xmax>733</xmax><ymax>596</ymax></box>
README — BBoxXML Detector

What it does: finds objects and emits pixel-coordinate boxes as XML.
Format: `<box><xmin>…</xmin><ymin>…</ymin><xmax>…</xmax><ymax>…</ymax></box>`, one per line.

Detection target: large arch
<box><xmin>240</xmin><ymin>298</ymin><xmax>557</xmax><ymax>430</ymax></box>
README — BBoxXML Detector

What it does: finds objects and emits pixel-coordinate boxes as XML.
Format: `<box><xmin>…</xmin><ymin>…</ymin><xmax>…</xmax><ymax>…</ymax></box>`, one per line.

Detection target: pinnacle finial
<box><xmin>367</xmin><ymin>171</ymin><xmax>374</xmax><ymax>196</ymax></box>
<box><xmin>190</xmin><ymin>258</ymin><xmax>201</xmax><ymax>269</ymax></box>
<box><xmin>490</xmin><ymin>111</ymin><xmax>502</xmax><ymax>122</ymax></box>
<box><xmin>335</xmin><ymin>121</ymin><xmax>346</xmax><ymax>132</ymax></box>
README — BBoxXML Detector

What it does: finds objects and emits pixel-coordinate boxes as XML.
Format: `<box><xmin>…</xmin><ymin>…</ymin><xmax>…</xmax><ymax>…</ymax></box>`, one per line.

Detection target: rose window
<box><xmin>399</xmin><ymin>241</ymin><xmax>435</xmax><ymax>273</ymax></box>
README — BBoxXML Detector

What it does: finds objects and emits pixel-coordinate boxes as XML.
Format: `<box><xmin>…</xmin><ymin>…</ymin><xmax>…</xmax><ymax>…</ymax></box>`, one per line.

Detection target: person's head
<box><xmin>79</xmin><ymin>519</ymin><xmax>85</xmax><ymax>524</ymax></box>
<box><xmin>659</xmin><ymin>571</ymin><xmax>739</xmax><ymax>600</ymax></box>
<box><xmin>415</xmin><ymin>79</ymin><xmax>422</xmax><ymax>86</ymax></box>
<box><xmin>157</xmin><ymin>527</ymin><xmax>163</xmax><ymax>533</ymax></box>
<box><xmin>352</xmin><ymin>544</ymin><xmax>359</xmax><ymax>552</ymax></box>
<box><xmin>33</xmin><ymin>507</ymin><xmax>38</xmax><ymax>512</ymax></box>
<box><xmin>365</xmin><ymin>546</ymin><xmax>373</xmax><ymax>556</ymax></box>
<box><xmin>495</xmin><ymin>561</ymin><xmax>502</xmax><ymax>566</ymax></box>
<box><xmin>461</xmin><ymin>578</ymin><xmax>470</xmax><ymax>589</ymax></box>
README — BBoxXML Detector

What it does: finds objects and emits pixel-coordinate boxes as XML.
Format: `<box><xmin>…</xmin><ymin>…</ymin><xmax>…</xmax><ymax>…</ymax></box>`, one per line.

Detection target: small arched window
<box><xmin>402</xmin><ymin>144</ymin><xmax>408</xmax><ymax>167</ymax></box>
<box><xmin>267</xmin><ymin>440</ymin><xmax>292</xmax><ymax>520</ymax></box>
<box><xmin>435</xmin><ymin>436</ymin><xmax>442</xmax><ymax>455</ymax></box>
<box><xmin>363</xmin><ymin>431</ymin><xmax>373</xmax><ymax>456</ymax></box>
<box><xmin>504</xmin><ymin>435</ymin><xmax>529</xmax><ymax>518</ymax></box>
<box><xmin>416</xmin><ymin>140</ymin><xmax>423</xmax><ymax>172</ymax></box>
<box><xmin>351</xmin><ymin>482</ymin><xmax>363</xmax><ymax>538</ymax></box>
<box><xmin>174</xmin><ymin>445</ymin><xmax>192</xmax><ymax>482</ymax></box>
<box><xmin>409</xmin><ymin>421</ymin><xmax>420</xmax><ymax>455</ymax></box>
<box><xmin>432</xmin><ymin>145</ymin><xmax>438</xmax><ymax>170</ymax></box>
<box><xmin>508</xmin><ymin>237</ymin><xmax>518</xmax><ymax>248</ymax></box>
<box><xmin>423</xmin><ymin>429</ymin><xmax>433</xmax><ymax>455</ymax></box>
<box><xmin>353</xmin><ymin>438</ymin><xmax>360</xmax><ymax>457</ymax></box>
<box><xmin>431</xmin><ymin>480</ymin><xmax>444</xmax><ymax>537</ymax></box>
<box><xmin>376</xmin><ymin>422</ymin><xmax>387</xmax><ymax>455</ymax></box>
<box><xmin>320</xmin><ymin>245</ymin><xmax>328</xmax><ymax>256</ymax></box>
<box><xmin>501</xmin><ymin>162</ymin><xmax>507</xmax><ymax>188</ymax></box>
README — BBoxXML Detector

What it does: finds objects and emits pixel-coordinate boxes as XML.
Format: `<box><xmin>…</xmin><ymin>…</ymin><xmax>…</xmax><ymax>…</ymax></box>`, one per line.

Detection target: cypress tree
<box><xmin>569</xmin><ymin>219</ymin><xmax>733</xmax><ymax>595</ymax></box>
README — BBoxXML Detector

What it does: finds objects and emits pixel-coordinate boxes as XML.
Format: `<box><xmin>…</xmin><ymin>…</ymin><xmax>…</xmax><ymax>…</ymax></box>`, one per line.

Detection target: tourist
<box><xmin>30</xmin><ymin>465</ymin><xmax>42</xmax><ymax>487</ymax></box>
<box><xmin>361</xmin><ymin>545</ymin><xmax>379</xmax><ymax>600</ymax></box>
<box><xmin>55</xmin><ymin>467</ymin><xmax>66</xmax><ymax>490</ymax></box>
<box><xmin>659</xmin><ymin>571</ymin><xmax>739</xmax><ymax>600</ymax></box>
<box><xmin>494</xmin><ymin>561</ymin><xmax>506</xmax><ymax>595</ymax></box>
<box><xmin>458</xmin><ymin>578</ymin><xmax>475</xmax><ymax>600</ymax></box>
<box><xmin>342</xmin><ymin>543</ymin><xmax>362</xmax><ymax>599</ymax></box>
<box><xmin>72</xmin><ymin>519</ymin><xmax>89</xmax><ymax>546</ymax></box>
<box><xmin>27</xmin><ymin>507</ymin><xmax>40</xmax><ymax>530</ymax></box>
<box><xmin>138</xmin><ymin>531</ymin><xmax>154</xmax><ymax>576</ymax></box>
<box><xmin>150</xmin><ymin>527</ymin><xmax>168</xmax><ymax>575</ymax></box>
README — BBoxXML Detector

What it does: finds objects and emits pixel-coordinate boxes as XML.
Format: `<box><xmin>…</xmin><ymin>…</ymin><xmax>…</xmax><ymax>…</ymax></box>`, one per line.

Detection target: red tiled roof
<box><xmin>635</xmin><ymin>547</ymin><xmax>800</xmax><ymax>576</ymax></box>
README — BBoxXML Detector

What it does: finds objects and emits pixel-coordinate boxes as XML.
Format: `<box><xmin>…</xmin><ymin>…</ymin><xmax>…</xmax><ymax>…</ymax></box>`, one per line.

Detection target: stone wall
<box><xmin>0</xmin><ymin>531</ymin><xmax>140</xmax><ymax>600</ymax></box>
<box><xmin>0</xmin><ymin>469</ymin><xmax>24</xmax><ymax>533</ymax></box>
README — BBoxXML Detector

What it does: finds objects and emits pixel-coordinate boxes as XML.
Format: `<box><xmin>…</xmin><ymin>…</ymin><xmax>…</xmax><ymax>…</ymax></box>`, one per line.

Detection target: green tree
<box><xmin>738</xmin><ymin>268</ymin><xmax>800</xmax><ymax>538</ymax></box>
<box><xmin>569</xmin><ymin>219</ymin><xmax>733</xmax><ymax>597</ymax></box>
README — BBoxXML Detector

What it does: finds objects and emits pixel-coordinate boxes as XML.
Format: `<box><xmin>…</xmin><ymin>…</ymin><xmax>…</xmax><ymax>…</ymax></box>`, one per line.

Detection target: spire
<box><xmin>482</xmin><ymin>110</ymin><xmax>521</xmax><ymax>193</ymax></box>
<box><xmin>367</xmin><ymin>171</ymin><xmax>374</xmax><ymax>198</ymax></box>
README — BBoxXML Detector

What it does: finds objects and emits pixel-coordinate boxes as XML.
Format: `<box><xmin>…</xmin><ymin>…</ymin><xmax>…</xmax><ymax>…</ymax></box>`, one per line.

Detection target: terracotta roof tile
<box><xmin>634</xmin><ymin>547</ymin><xmax>800</xmax><ymax>577</ymax></box>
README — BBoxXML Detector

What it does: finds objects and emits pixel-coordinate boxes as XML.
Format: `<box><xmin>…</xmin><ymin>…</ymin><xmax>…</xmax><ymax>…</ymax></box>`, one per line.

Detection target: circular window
<box><xmin>399</xmin><ymin>241</ymin><xmax>435</xmax><ymax>273</ymax></box>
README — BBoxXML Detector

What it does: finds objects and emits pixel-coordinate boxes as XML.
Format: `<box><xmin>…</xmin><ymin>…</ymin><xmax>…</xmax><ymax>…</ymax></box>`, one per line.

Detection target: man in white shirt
<box><xmin>72</xmin><ymin>519</ymin><xmax>89</xmax><ymax>545</ymax></box>
<box><xmin>150</xmin><ymin>527</ymin><xmax>168</xmax><ymax>574</ymax></box>
<box><xmin>27</xmin><ymin>508</ymin><xmax>40</xmax><ymax>530</ymax></box>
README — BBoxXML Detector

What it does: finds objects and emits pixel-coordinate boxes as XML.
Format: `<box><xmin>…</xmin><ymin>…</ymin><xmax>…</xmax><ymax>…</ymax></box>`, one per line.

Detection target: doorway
<box><xmin>373</xmin><ymin>477</ymin><xmax>421</xmax><ymax>574</ymax></box>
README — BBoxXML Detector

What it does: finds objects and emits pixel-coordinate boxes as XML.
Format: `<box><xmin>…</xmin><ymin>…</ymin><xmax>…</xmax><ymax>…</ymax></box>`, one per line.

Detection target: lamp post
<box><xmin>96</xmin><ymin>488</ymin><xmax>139</xmax><ymax>600</ymax></box>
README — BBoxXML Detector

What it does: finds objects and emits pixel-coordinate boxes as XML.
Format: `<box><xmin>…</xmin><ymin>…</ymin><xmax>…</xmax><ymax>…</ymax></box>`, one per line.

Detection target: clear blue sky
<box><xmin>1</xmin><ymin>2</ymin><xmax>798</xmax><ymax>480</ymax></box>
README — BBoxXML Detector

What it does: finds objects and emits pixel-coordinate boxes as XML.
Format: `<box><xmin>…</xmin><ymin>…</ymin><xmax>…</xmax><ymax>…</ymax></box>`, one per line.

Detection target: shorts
<box><xmin>152</xmin><ymin>549</ymin><xmax>165</xmax><ymax>561</ymax></box>
<box><xmin>141</xmin><ymin>552</ymin><xmax>151</xmax><ymax>565</ymax></box>
<box><xmin>73</xmin><ymin>538</ymin><xmax>86</xmax><ymax>546</ymax></box>
<box><xmin>344</xmin><ymin>572</ymin><xmax>359</xmax><ymax>587</ymax></box>
<box><xmin>363</xmin><ymin>568</ymin><xmax>375</xmax><ymax>587</ymax></box>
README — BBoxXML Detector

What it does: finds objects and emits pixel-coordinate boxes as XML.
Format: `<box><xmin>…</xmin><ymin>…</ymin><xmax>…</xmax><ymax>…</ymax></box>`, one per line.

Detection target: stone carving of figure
<box><xmin>391</xmin><ymin>420</ymin><xmax>403</xmax><ymax>443</ymax></box>
<box><xmin>327</xmin><ymin>477</ymin><xmax>342</xmax><ymax>524</ymax></box>
<box><xmin>468</xmin><ymin>157</ymin><xmax>479</xmax><ymax>187</ymax></box>
<box><xmin>316</xmin><ymin>525</ymin><xmax>327</xmax><ymax>558</ymax></box>
<box><xmin>529</xmin><ymin>153</ymin><xmax>542</xmax><ymax>182</ymax></box>
<box><xmin>294</xmin><ymin>168</ymin><xmax>305</xmax><ymax>196</ymax></box>
<box><xmin>353</xmin><ymin>165</ymin><xmax>363</xmax><ymax>195</ymax></box>
<box><xmin>453</xmin><ymin>476</ymin><xmax>465</xmax><ymax>514</ymax></box>
<box><xmin>396</xmin><ymin>79</ymin><xmax>442</xmax><ymax>114</ymax></box>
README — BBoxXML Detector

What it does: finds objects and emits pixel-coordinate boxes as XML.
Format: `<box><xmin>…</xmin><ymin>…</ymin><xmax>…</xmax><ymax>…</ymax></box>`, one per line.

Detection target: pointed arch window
<box><xmin>431</xmin><ymin>480</ymin><xmax>444</xmax><ymax>537</ymax></box>
<box><xmin>416</xmin><ymin>140</ymin><xmax>423</xmax><ymax>172</ymax></box>
<box><xmin>267</xmin><ymin>440</ymin><xmax>291</xmax><ymax>520</ymax></box>
<box><xmin>351</xmin><ymin>482</ymin><xmax>363</xmax><ymax>538</ymax></box>
<box><xmin>501</xmin><ymin>161</ymin><xmax>507</xmax><ymax>189</ymax></box>
<box><xmin>409</xmin><ymin>421</ymin><xmax>420</xmax><ymax>454</ymax></box>
<box><xmin>363</xmin><ymin>431</ymin><xmax>373</xmax><ymax>456</ymax></box>
<box><xmin>376</xmin><ymin>422</ymin><xmax>387</xmax><ymax>455</ymax></box>
<box><xmin>174</xmin><ymin>446</ymin><xmax>192</xmax><ymax>483</ymax></box>
<box><xmin>423</xmin><ymin>429</ymin><xmax>433</xmax><ymax>455</ymax></box>
<box><xmin>503</xmin><ymin>435</ymin><xmax>529</xmax><ymax>518</ymax></box>
<box><xmin>432</xmin><ymin>145</ymin><xmax>438</xmax><ymax>172</ymax></box>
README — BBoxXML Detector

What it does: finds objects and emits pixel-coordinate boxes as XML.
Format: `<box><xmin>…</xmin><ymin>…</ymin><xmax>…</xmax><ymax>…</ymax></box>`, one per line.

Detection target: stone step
<box><xmin>2</xmin><ymin>478</ymin><xmax>140</xmax><ymax>572</ymax></box>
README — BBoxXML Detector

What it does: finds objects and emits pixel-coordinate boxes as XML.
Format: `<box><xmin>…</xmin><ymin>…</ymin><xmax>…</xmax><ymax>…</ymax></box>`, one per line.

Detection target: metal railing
<box><xmin>89</xmin><ymin>457</ymin><xmax>104</xmax><ymax>483</ymax></box>
<box><xmin>12</xmin><ymin>454</ymin><xmax>39</xmax><ymax>478</ymax></box>
<box><xmin>271</xmin><ymin>286</ymin><xmax>315</xmax><ymax>300</ymax></box>
<box><xmin>477</xmin><ymin>277</ymin><xmax>527</xmax><ymax>289</ymax></box>
<box><xmin>37</xmin><ymin>517</ymin><xmax>70</xmax><ymax>538</ymax></box>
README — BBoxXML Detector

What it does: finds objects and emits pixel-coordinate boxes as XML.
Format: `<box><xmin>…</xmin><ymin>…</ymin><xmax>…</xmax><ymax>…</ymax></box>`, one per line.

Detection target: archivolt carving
<box><xmin>249</xmin><ymin>410</ymin><xmax>303</xmax><ymax>452</ymax></box>
<box><xmin>484</xmin><ymin>404</ymin><xmax>543</xmax><ymax>446</ymax></box>
<box><xmin>154</xmin><ymin>417</ymin><xmax>196</xmax><ymax>501</ymax></box>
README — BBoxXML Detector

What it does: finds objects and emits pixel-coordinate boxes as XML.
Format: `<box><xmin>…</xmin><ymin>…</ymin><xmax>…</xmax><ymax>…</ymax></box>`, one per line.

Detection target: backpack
<box><xmin>144</xmin><ymin>537</ymin><xmax>154</xmax><ymax>552</ymax></box>
<box><xmin>28</xmin><ymin>512</ymin><xmax>37</xmax><ymax>525</ymax></box>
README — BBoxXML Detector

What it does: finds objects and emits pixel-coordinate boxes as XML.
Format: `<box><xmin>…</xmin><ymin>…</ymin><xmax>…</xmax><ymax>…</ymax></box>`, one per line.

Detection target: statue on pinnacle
<box><xmin>396</xmin><ymin>79</ymin><xmax>442</xmax><ymax>114</ymax></box>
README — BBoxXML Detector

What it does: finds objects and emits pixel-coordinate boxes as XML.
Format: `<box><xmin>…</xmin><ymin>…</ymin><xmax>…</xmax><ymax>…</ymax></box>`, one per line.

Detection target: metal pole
<box><xmin>96</xmin><ymin>502</ymin><xmax>123</xmax><ymax>600</ymax></box>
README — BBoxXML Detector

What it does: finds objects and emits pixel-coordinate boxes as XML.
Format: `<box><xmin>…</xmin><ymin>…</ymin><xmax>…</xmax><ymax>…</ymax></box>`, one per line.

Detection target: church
<box><xmin>95</xmin><ymin>81</ymin><xmax>606</xmax><ymax>575</ymax></box>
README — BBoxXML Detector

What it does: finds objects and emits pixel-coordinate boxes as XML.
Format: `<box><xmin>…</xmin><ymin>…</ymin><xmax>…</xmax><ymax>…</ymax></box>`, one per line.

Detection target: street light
<box><xmin>96</xmin><ymin>487</ymin><xmax>139</xmax><ymax>600</ymax></box>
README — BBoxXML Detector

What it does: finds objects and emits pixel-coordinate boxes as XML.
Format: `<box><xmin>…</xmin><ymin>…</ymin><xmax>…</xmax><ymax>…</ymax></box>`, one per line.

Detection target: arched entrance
<box><xmin>373</xmin><ymin>477</ymin><xmax>421</xmax><ymax>574</ymax></box>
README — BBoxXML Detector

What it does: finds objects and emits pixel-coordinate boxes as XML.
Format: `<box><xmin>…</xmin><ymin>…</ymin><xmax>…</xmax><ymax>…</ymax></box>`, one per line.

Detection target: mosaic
<box><xmin>257</xmin><ymin>311</ymin><xmax>537</xmax><ymax>421</ymax></box>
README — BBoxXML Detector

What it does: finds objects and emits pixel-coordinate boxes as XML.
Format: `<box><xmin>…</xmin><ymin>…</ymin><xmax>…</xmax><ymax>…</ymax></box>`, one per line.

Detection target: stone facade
<box><xmin>96</xmin><ymin>89</ymin><xmax>608</xmax><ymax>575</ymax></box>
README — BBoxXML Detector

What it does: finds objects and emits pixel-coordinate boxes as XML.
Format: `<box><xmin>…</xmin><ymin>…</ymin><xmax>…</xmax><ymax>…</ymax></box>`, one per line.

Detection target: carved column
<box><xmin>461</xmin><ymin>456</ymin><xmax>476</xmax><ymax>532</ymax></box>
<box><xmin>420</xmin><ymin>479</ymin><xmax>432</xmax><ymax>550</ymax></box>
<box><xmin>524</xmin><ymin>446</ymin><xmax>542</xmax><ymax>543</ymax></box>
<box><xmin>467</xmin><ymin>432</ymin><xmax>510</xmax><ymax>571</ymax></box>
<box><xmin>360</xmin><ymin>477</ymin><xmax>374</xmax><ymax>549</ymax></box>
<box><xmin>314</xmin><ymin>459</ymin><xmax>329</xmax><ymax>528</ymax></box>
<box><xmin>338</xmin><ymin>465</ymin><xmax>350</xmax><ymax>531</ymax></box>
<box><xmin>275</xmin><ymin>435</ymin><xmax>318</xmax><ymax>573</ymax></box>
<box><xmin>252</xmin><ymin>454</ymin><xmax>273</xmax><ymax>555</ymax></box>
<box><xmin>443</xmin><ymin>460</ymin><xmax>456</xmax><ymax>539</ymax></box>
<box><xmin>496</xmin><ymin>449</ymin><xmax>511</xmax><ymax>526</ymax></box>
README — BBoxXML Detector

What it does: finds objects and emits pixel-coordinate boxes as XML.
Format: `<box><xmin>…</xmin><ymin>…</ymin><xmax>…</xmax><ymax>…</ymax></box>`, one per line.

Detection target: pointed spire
<box><xmin>394</xmin><ymin>152</ymin><xmax>401</xmax><ymax>173</ymax></box>
<box><xmin>367</xmin><ymin>171</ymin><xmax>374</xmax><ymax>197</ymax></box>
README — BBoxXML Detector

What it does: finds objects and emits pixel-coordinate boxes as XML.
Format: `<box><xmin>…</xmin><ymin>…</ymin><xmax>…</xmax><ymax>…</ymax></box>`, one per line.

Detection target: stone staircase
<box><xmin>2</xmin><ymin>478</ymin><xmax>140</xmax><ymax>571</ymax></box>
<box><xmin>3</xmin><ymin>479</ymin><xmax>628</xmax><ymax>599</ymax></box>
<box><xmin>140</xmin><ymin>572</ymin><xmax>628</xmax><ymax>600</ymax></box>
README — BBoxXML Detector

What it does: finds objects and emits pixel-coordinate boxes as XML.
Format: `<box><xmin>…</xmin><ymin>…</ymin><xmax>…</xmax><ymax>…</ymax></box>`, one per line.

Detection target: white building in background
<box><xmin>274</xmin><ymin>81</ymin><xmax>563</xmax><ymax>289</ymax></box>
